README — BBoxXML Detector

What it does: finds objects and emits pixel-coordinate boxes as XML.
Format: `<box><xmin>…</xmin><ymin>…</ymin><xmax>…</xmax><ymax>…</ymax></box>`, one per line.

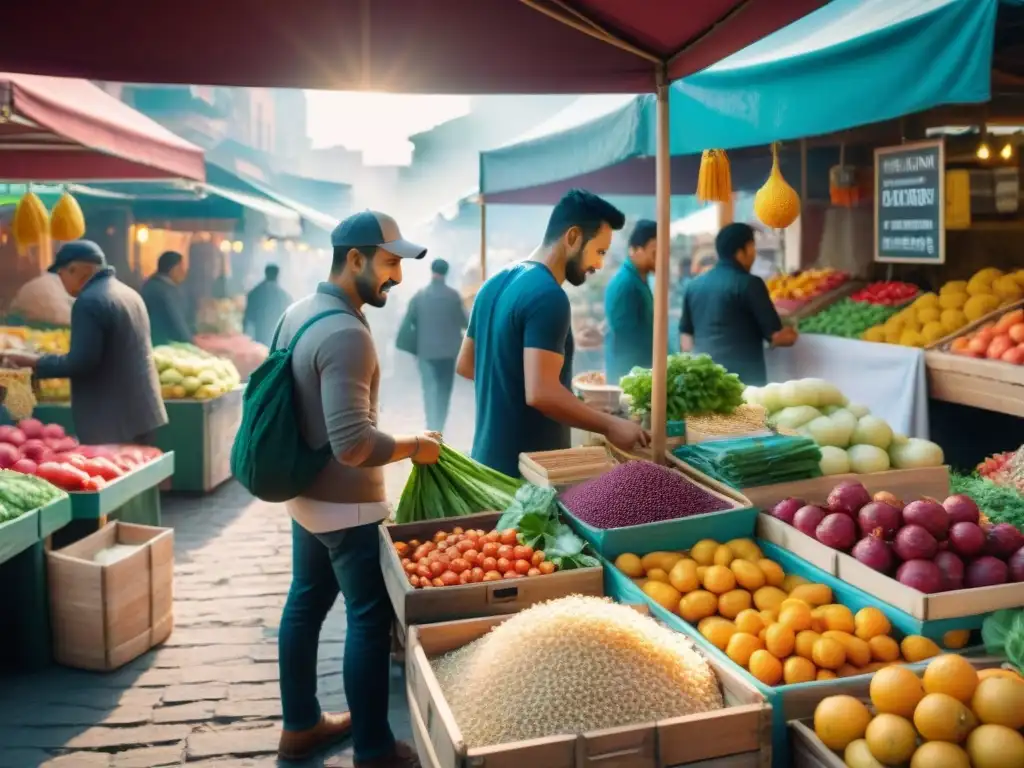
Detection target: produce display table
<box><xmin>153</xmin><ymin>389</ymin><xmax>242</xmax><ymax>493</ymax></box>
<box><xmin>0</xmin><ymin>496</ymin><xmax>71</xmax><ymax>674</ymax></box>
<box><xmin>925</xmin><ymin>351</ymin><xmax>1024</xmax><ymax>417</ymax></box>
<box><xmin>766</xmin><ymin>335</ymin><xmax>929</xmax><ymax>438</ymax></box>
<box><xmin>35</xmin><ymin>388</ymin><xmax>240</xmax><ymax>494</ymax></box>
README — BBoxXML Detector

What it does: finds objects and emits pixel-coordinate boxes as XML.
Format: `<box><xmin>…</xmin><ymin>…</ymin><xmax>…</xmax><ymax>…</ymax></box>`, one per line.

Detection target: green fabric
<box><xmin>673</xmin><ymin>435</ymin><xmax>822</xmax><ymax>489</ymax></box>
<box><xmin>230</xmin><ymin>309</ymin><xmax>346</xmax><ymax>502</ymax></box>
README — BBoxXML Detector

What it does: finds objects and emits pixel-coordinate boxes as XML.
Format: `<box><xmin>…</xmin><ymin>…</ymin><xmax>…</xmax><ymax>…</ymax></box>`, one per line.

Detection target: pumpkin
<box><xmin>12</xmin><ymin>192</ymin><xmax>50</xmax><ymax>252</ymax></box>
<box><xmin>696</xmin><ymin>149</ymin><xmax>732</xmax><ymax>204</ymax></box>
<box><xmin>754</xmin><ymin>143</ymin><xmax>800</xmax><ymax>229</ymax></box>
<box><xmin>50</xmin><ymin>191</ymin><xmax>86</xmax><ymax>241</ymax></box>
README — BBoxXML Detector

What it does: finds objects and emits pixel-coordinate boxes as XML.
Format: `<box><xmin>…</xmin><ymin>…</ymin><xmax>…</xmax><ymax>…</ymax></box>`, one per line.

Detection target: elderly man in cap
<box><xmin>398</xmin><ymin>258</ymin><xmax>468</xmax><ymax>432</ymax></box>
<box><xmin>3</xmin><ymin>240</ymin><xmax>167</xmax><ymax>445</ymax></box>
<box><xmin>273</xmin><ymin>210</ymin><xmax>437</xmax><ymax>767</ymax></box>
<box><xmin>679</xmin><ymin>222</ymin><xmax>798</xmax><ymax>386</ymax></box>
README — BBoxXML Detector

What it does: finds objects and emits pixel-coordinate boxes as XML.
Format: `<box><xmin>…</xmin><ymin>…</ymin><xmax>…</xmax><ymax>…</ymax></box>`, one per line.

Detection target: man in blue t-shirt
<box><xmin>457</xmin><ymin>189</ymin><xmax>650</xmax><ymax>476</ymax></box>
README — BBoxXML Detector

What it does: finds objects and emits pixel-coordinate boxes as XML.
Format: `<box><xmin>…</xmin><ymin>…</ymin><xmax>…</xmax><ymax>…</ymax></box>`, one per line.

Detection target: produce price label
<box><xmin>874</xmin><ymin>140</ymin><xmax>945</xmax><ymax>265</ymax></box>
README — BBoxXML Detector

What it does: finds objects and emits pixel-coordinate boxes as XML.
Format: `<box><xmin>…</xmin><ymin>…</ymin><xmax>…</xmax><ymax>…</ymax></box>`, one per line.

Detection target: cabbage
<box><xmin>851</xmin><ymin>415</ymin><xmax>894</xmax><ymax>450</ymax></box>
<box><xmin>770</xmin><ymin>405</ymin><xmax>822</xmax><ymax>430</ymax></box>
<box><xmin>760</xmin><ymin>383</ymin><xmax>784</xmax><ymax>413</ymax></box>
<box><xmin>819</xmin><ymin>445</ymin><xmax>851</xmax><ymax>476</ymax></box>
<box><xmin>848</xmin><ymin>444</ymin><xmax>891</xmax><ymax>474</ymax></box>
<box><xmin>805</xmin><ymin>416</ymin><xmax>853</xmax><ymax>447</ymax></box>
<box><xmin>846</xmin><ymin>403</ymin><xmax>871</xmax><ymax>419</ymax></box>
<box><xmin>826</xmin><ymin>410</ymin><xmax>857</xmax><ymax>447</ymax></box>
<box><xmin>889</xmin><ymin>438</ymin><xmax>944</xmax><ymax>469</ymax></box>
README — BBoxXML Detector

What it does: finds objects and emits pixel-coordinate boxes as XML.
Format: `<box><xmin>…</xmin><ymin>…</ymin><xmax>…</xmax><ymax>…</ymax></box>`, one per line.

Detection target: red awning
<box><xmin>0</xmin><ymin>74</ymin><xmax>205</xmax><ymax>182</ymax></box>
<box><xmin>0</xmin><ymin>0</ymin><xmax>826</xmax><ymax>93</ymax></box>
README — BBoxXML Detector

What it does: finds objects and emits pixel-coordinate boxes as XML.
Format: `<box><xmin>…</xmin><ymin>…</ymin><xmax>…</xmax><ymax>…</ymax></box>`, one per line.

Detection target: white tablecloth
<box><xmin>765</xmin><ymin>335</ymin><xmax>930</xmax><ymax>439</ymax></box>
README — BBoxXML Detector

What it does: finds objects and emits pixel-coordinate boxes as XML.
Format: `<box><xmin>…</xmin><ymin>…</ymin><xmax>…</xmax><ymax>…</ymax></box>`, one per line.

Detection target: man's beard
<box><xmin>565</xmin><ymin>248</ymin><xmax>588</xmax><ymax>287</ymax></box>
<box><xmin>355</xmin><ymin>268</ymin><xmax>397</xmax><ymax>308</ymax></box>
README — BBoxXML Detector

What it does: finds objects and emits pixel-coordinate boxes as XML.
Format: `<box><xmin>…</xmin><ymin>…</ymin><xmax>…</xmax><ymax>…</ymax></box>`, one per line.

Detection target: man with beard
<box><xmin>273</xmin><ymin>211</ymin><xmax>436</xmax><ymax>767</ymax></box>
<box><xmin>457</xmin><ymin>189</ymin><xmax>649</xmax><ymax>476</ymax></box>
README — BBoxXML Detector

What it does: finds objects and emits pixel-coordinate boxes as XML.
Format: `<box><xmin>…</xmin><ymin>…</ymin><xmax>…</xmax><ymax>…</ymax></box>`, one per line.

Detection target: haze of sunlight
<box><xmin>305</xmin><ymin>90</ymin><xmax>471</xmax><ymax>166</ymax></box>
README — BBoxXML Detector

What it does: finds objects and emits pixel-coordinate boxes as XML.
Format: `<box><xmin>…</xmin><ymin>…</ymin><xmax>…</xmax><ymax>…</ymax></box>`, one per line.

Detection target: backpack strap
<box><xmin>270</xmin><ymin>309</ymin><xmax>351</xmax><ymax>353</ymax></box>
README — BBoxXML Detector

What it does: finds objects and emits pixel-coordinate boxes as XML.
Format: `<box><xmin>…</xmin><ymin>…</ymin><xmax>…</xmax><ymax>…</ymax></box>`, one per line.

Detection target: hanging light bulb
<box><xmin>977</xmin><ymin>142</ymin><xmax>991</xmax><ymax>160</ymax></box>
<box><xmin>135</xmin><ymin>226</ymin><xmax>150</xmax><ymax>244</ymax></box>
<box><xmin>1000</xmin><ymin>143</ymin><xmax>1013</xmax><ymax>161</ymax></box>
<box><xmin>232</xmin><ymin>240</ymin><xmax>244</xmax><ymax>253</ymax></box>
<box><xmin>218</xmin><ymin>239</ymin><xmax>231</xmax><ymax>253</ymax></box>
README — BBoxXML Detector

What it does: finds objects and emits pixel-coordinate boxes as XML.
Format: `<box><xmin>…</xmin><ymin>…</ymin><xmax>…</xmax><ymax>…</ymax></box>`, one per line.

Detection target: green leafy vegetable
<box><xmin>982</xmin><ymin>609</ymin><xmax>1024</xmax><ymax>674</ymax></box>
<box><xmin>620</xmin><ymin>354</ymin><xmax>745</xmax><ymax>420</ymax></box>
<box><xmin>496</xmin><ymin>484</ymin><xmax>597</xmax><ymax>569</ymax></box>
<box><xmin>949</xmin><ymin>472</ymin><xmax>1024</xmax><ymax>532</ymax></box>
<box><xmin>394</xmin><ymin>445</ymin><xmax>522</xmax><ymax>523</ymax></box>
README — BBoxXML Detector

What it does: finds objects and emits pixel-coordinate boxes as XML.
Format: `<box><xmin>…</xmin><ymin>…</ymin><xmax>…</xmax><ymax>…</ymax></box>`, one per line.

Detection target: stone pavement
<box><xmin>0</xmin><ymin>357</ymin><xmax>477</xmax><ymax>768</ymax></box>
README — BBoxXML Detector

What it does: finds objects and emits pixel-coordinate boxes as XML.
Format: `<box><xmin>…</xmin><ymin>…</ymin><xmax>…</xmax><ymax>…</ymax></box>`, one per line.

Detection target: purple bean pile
<box><xmin>560</xmin><ymin>461</ymin><xmax>731</xmax><ymax>529</ymax></box>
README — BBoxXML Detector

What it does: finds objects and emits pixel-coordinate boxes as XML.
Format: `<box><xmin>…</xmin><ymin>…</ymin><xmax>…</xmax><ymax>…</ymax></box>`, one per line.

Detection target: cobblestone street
<box><xmin>0</xmin><ymin>359</ymin><xmax>477</xmax><ymax>767</ymax></box>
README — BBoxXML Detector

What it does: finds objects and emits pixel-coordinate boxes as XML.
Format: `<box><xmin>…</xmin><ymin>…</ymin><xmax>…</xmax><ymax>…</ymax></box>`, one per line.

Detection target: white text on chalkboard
<box><xmin>881</xmin><ymin>155</ymin><xmax>936</xmax><ymax>174</ymax></box>
<box><xmin>881</xmin><ymin>188</ymin><xmax>936</xmax><ymax>207</ymax></box>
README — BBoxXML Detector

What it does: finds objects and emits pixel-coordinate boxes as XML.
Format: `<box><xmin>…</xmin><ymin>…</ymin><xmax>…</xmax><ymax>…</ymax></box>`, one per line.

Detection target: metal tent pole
<box><xmin>650</xmin><ymin>66</ymin><xmax>671</xmax><ymax>464</ymax></box>
<box><xmin>479</xmin><ymin>198</ymin><xmax>488</xmax><ymax>281</ymax></box>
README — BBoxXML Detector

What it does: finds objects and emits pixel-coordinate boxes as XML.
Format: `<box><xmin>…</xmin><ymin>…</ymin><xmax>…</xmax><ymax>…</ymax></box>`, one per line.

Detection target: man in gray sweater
<box><xmin>274</xmin><ymin>210</ymin><xmax>437</xmax><ymax>767</ymax></box>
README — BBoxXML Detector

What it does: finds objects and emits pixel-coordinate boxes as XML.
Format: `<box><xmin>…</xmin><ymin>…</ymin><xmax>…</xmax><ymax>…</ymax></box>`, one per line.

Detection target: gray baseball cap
<box><xmin>330</xmin><ymin>210</ymin><xmax>426</xmax><ymax>260</ymax></box>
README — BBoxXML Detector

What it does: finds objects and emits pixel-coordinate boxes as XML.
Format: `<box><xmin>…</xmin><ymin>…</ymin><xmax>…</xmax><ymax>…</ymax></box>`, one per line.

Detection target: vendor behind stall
<box><xmin>244</xmin><ymin>263</ymin><xmax>293</xmax><ymax>347</ymax></box>
<box><xmin>678</xmin><ymin>223</ymin><xmax>797</xmax><ymax>386</ymax></box>
<box><xmin>604</xmin><ymin>219</ymin><xmax>656</xmax><ymax>383</ymax></box>
<box><xmin>3</xmin><ymin>241</ymin><xmax>167</xmax><ymax>444</ymax></box>
<box><xmin>141</xmin><ymin>250</ymin><xmax>192</xmax><ymax>345</ymax></box>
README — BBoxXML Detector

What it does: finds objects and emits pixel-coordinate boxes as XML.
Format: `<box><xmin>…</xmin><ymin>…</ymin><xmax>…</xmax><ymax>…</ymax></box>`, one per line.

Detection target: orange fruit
<box><xmin>901</xmin><ymin>635</ymin><xmax>941</xmax><ymax>663</ymax></box>
<box><xmin>725</xmin><ymin>632</ymin><xmax>763</xmax><ymax>668</ymax></box>
<box><xmin>820</xmin><ymin>604</ymin><xmax>856</xmax><ymax>633</ymax></box>
<box><xmin>765</xmin><ymin>623</ymin><xmax>795</xmax><ymax>659</ymax></box>
<box><xmin>783</xmin><ymin>656</ymin><xmax>816</xmax><ymax>684</ymax></box>
<box><xmin>734</xmin><ymin>608</ymin><xmax>765</xmax><ymax>636</ymax></box>
<box><xmin>868</xmin><ymin>635</ymin><xmax>901</xmax><ymax>663</ymax></box>
<box><xmin>717</xmin><ymin>589</ymin><xmax>752</xmax><ymax>619</ymax></box>
<box><xmin>668</xmin><ymin>558</ymin><xmax>699</xmax><ymax>593</ymax></box>
<box><xmin>816</xmin><ymin>669</ymin><xmax>837</xmax><ymax>681</ymax></box>
<box><xmin>678</xmin><ymin>590</ymin><xmax>718</xmax><ymax>624</ymax></box>
<box><xmin>778</xmin><ymin>601</ymin><xmax>813</xmax><ymax>632</ymax></box>
<box><xmin>814</xmin><ymin>695</ymin><xmax>872</xmax><ymax>751</ymax></box>
<box><xmin>795</xmin><ymin>630</ymin><xmax>821</xmax><ymax>660</ymax></box>
<box><xmin>870</xmin><ymin>665</ymin><xmax>925</xmax><ymax>718</ymax></box>
<box><xmin>865</xmin><ymin>714</ymin><xmax>917</xmax><ymax>766</ymax></box>
<box><xmin>812</xmin><ymin>637</ymin><xmax>846</xmax><ymax>670</ymax></box>
<box><xmin>757</xmin><ymin>558</ymin><xmax>785</xmax><ymax>587</ymax></box>
<box><xmin>909</xmin><ymin>741</ymin><xmax>970</xmax><ymax>768</ymax></box>
<box><xmin>970</xmin><ymin>676</ymin><xmax>1024</xmax><ymax>730</ymax></box>
<box><xmin>913</xmin><ymin>692</ymin><xmax>977</xmax><ymax>743</ymax></box>
<box><xmin>965</xmin><ymin>724</ymin><xmax>1024</xmax><ymax>768</ymax></box>
<box><xmin>702</xmin><ymin>564</ymin><xmax>736</xmax><ymax>594</ymax></box>
<box><xmin>748</xmin><ymin>649</ymin><xmax>783</xmax><ymax>686</ymax></box>
<box><xmin>753</xmin><ymin>586</ymin><xmax>787</xmax><ymax>612</ymax></box>
<box><xmin>922</xmin><ymin>654</ymin><xmax>979</xmax><ymax>704</ymax></box>
<box><xmin>854</xmin><ymin>607</ymin><xmax>891</xmax><ymax>640</ymax></box>
<box><xmin>730</xmin><ymin>558</ymin><xmax>765</xmax><ymax>591</ymax></box>
<box><xmin>942</xmin><ymin>629</ymin><xmax>971</xmax><ymax>650</ymax></box>
<box><xmin>701</xmin><ymin>619</ymin><xmax>737</xmax><ymax>651</ymax></box>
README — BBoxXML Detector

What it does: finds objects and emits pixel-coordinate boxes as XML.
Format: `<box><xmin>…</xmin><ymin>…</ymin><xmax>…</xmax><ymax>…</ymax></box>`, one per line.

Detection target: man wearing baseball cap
<box><xmin>274</xmin><ymin>211</ymin><xmax>433</xmax><ymax>767</ymax></box>
<box><xmin>3</xmin><ymin>240</ymin><xmax>167</xmax><ymax>445</ymax></box>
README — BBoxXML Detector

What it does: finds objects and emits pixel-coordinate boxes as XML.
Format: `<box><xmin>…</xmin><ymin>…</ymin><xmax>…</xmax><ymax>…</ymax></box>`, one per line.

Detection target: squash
<box><xmin>754</xmin><ymin>143</ymin><xmax>800</xmax><ymax>229</ymax></box>
<box><xmin>696</xmin><ymin>149</ymin><xmax>732</xmax><ymax>203</ymax></box>
<box><xmin>50</xmin><ymin>191</ymin><xmax>86</xmax><ymax>241</ymax></box>
<box><xmin>12</xmin><ymin>192</ymin><xmax>50</xmax><ymax>252</ymax></box>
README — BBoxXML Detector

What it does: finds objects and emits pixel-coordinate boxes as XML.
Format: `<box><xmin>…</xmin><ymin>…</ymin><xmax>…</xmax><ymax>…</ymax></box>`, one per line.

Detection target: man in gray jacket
<box><xmin>5</xmin><ymin>241</ymin><xmax>167</xmax><ymax>445</ymax></box>
<box><xmin>273</xmin><ymin>210</ymin><xmax>437</xmax><ymax>767</ymax></box>
<box><xmin>400</xmin><ymin>258</ymin><xmax>468</xmax><ymax>432</ymax></box>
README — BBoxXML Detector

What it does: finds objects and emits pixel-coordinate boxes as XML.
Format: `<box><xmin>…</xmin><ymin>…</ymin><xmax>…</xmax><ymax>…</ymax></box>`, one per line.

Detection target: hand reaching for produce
<box><xmin>412</xmin><ymin>433</ymin><xmax>441</xmax><ymax>465</ymax></box>
<box><xmin>771</xmin><ymin>326</ymin><xmax>799</xmax><ymax>348</ymax></box>
<box><xmin>1</xmin><ymin>351</ymin><xmax>40</xmax><ymax>369</ymax></box>
<box><xmin>605</xmin><ymin>417</ymin><xmax>650</xmax><ymax>452</ymax></box>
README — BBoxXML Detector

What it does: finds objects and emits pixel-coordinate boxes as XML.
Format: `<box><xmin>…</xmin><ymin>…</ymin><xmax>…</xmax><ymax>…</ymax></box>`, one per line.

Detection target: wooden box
<box><xmin>47</xmin><ymin>521</ymin><xmax>174</xmax><ymax>671</ymax></box>
<box><xmin>380</xmin><ymin>513</ymin><xmax>604</xmax><ymax>639</ymax></box>
<box><xmin>518</xmin><ymin>447</ymin><xmax>617</xmax><ymax>488</ymax></box>
<box><xmin>406</xmin><ymin>613</ymin><xmax>772</xmax><ymax>768</ymax></box>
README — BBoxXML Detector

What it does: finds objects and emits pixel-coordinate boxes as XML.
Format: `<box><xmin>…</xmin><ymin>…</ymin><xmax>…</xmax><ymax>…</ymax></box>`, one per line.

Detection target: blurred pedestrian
<box><xmin>141</xmin><ymin>250</ymin><xmax>192</xmax><ymax>345</ymax></box>
<box><xmin>244</xmin><ymin>263</ymin><xmax>293</xmax><ymax>346</ymax></box>
<box><xmin>398</xmin><ymin>258</ymin><xmax>467</xmax><ymax>432</ymax></box>
<box><xmin>604</xmin><ymin>219</ymin><xmax>656</xmax><ymax>383</ymax></box>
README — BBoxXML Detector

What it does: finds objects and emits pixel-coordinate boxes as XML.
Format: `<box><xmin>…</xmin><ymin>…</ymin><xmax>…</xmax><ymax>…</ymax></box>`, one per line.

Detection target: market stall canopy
<box><xmin>480</xmin><ymin>0</ymin><xmax>999</xmax><ymax>202</ymax></box>
<box><xmin>0</xmin><ymin>1</ymin><xmax>826</xmax><ymax>93</ymax></box>
<box><xmin>0</xmin><ymin>73</ymin><xmax>206</xmax><ymax>182</ymax></box>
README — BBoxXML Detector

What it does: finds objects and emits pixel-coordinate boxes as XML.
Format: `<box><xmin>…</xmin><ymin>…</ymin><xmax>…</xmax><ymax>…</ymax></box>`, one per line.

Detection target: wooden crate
<box><xmin>47</xmin><ymin>521</ymin><xmax>174</xmax><ymax>671</ymax></box>
<box><xmin>926</xmin><ymin>350</ymin><xmax>1024</xmax><ymax>417</ymax></box>
<box><xmin>519</xmin><ymin>447</ymin><xmax>617</xmax><ymax>488</ymax></box>
<box><xmin>406</xmin><ymin>613</ymin><xmax>772</xmax><ymax>768</ymax></box>
<box><xmin>380</xmin><ymin>513</ymin><xmax>604</xmax><ymax>640</ymax></box>
<box><xmin>740</xmin><ymin>466</ymin><xmax>950</xmax><ymax>512</ymax></box>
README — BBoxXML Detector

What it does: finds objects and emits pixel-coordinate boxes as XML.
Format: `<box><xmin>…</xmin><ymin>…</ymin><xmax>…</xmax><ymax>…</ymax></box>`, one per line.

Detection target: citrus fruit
<box><xmin>613</xmin><ymin>552</ymin><xmax>643</xmax><ymax>578</ymax></box>
<box><xmin>854</xmin><ymin>606</ymin><xmax>891</xmax><ymax>640</ymax></box>
<box><xmin>941</xmin><ymin>629</ymin><xmax>971</xmax><ymax>649</ymax></box>
<box><xmin>844</xmin><ymin>739</ymin><xmax>885</xmax><ymax>768</ymax></box>
<box><xmin>702</xmin><ymin>564</ymin><xmax>736</xmax><ymax>594</ymax></box>
<box><xmin>717</xmin><ymin>588</ymin><xmax>752</xmax><ymax>619</ymax></box>
<box><xmin>913</xmin><ymin>692</ymin><xmax>977</xmax><ymax>743</ymax></box>
<box><xmin>725</xmin><ymin>632</ymin><xmax>763</xmax><ymax>668</ymax></box>
<box><xmin>765</xmin><ymin>623</ymin><xmax>795</xmax><ymax>658</ymax></box>
<box><xmin>909</xmin><ymin>741</ymin><xmax>970</xmax><ymax>768</ymax></box>
<box><xmin>668</xmin><ymin>558</ymin><xmax>699</xmax><ymax>593</ymax></box>
<box><xmin>756</xmin><ymin>558</ymin><xmax>785</xmax><ymax>587</ymax></box>
<box><xmin>729</xmin><ymin>558</ymin><xmax>765</xmax><ymax>591</ymax></box>
<box><xmin>901</xmin><ymin>635</ymin><xmax>941</xmax><ymax>663</ymax></box>
<box><xmin>864</xmin><ymin>714</ymin><xmax>917</xmax><ymax>765</ymax></box>
<box><xmin>794</xmin><ymin>630</ymin><xmax>821</xmax><ymax>660</ymax></box>
<box><xmin>734</xmin><ymin>608</ymin><xmax>764</xmax><ymax>636</ymax></box>
<box><xmin>970</xmin><ymin>676</ymin><xmax>1024</xmax><ymax>730</ymax></box>
<box><xmin>922</xmin><ymin>654</ymin><xmax>979</xmax><ymax>703</ymax></box>
<box><xmin>778</xmin><ymin>600</ymin><xmax>813</xmax><ymax>632</ymax></box>
<box><xmin>678</xmin><ymin>590</ymin><xmax>718</xmax><ymax>623</ymax></box>
<box><xmin>748</xmin><ymin>649</ymin><xmax>782</xmax><ymax>686</ymax></box>
<box><xmin>870</xmin><ymin>665</ymin><xmax>924</xmax><ymax>718</ymax></box>
<box><xmin>782</xmin><ymin>656</ymin><xmax>816</xmax><ymax>684</ymax></box>
<box><xmin>965</xmin><ymin>723</ymin><xmax>1024</xmax><ymax>768</ymax></box>
<box><xmin>868</xmin><ymin>635</ymin><xmax>901</xmax><ymax>663</ymax></box>
<box><xmin>812</xmin><ymin>637</ymin><xmax>846</xmax><ymax>670</ymax></box>
<box><xmin>820</xmin><ymin>604</ymin><xmax>855</xmax><ymax>633</ymax></box>
<box><xmin>814</xmin><ymin>695</ymin><xmax>872</xmax><ymax>751</ymax></box>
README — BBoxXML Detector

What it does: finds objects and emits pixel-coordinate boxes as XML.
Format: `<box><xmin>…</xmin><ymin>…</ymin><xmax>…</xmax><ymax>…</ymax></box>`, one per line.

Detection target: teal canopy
<box><xmin>481</xmin><ymin>0</ymin><xmax>999</xmax><ymax>204</ymax></box>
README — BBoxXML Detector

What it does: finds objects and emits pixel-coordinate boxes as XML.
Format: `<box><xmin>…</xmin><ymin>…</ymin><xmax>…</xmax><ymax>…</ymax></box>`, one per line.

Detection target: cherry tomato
<box><xmin>527</xmin><ymin>568</ymin><xmax>541</xmax><ymax>577</ymax></box>
<box><xmin>532</xmin><ymin>551</ymin><xmax>546</xmax><ymax>566</ymax></box>
<box><xmin>481</xmin><ymin>542</ymin><xmax>500</xmax><ymax>558</ymax></box>
<box><xmin>462</xmin><ymin>549</ymin><xmax>479</xmax><ymax>565</ymax></box>
<box><xmin>496</xmin><ymin>557</ymin><xmax>511</xmax><ymax>573</ymax></box>
<box><xmin>449</xmin><ymin>558</ymin><xmax>470</xmax><ymax>574</ymax></box>
<box><xmin>482</xmin><ymin>571</ymin><xmax>502</xmax><ymax>582</ymax></box>
<box><xmin>502</xmin><ymin>571</ymin><xmax>521</xmax><ymax>579</ymax></box>
<box><xmin>496</xmin><ymin>545</ymin><xmax>514</xmax><ymax>560</ymax></box>
<box><xmin>470</xmin><ymin>567</ymin><xmax>485</xmax><ymax>582</ymax></box>
<box><xmin>481</xmin><ymin>556</ymin><xmax>498</xmax><ymax>571</ymax></box>
<box><xmin>514</xmin><ymin>559</ymin><xmax>531</xmax><ymax>575</ymax></box>
<box><xmin>499</xmin><ymin>529</ymin><xmax>518</xmax><ymax>546</ymax></box>
<box><xmin>538</xmin><ymin>561</ymin><xmax>556</xmax><ymax>575</ymax></box>
<box><xmin>512</xmin><ymin>545</ymin><xmax>533</xmax><ymax>561</ymax></box>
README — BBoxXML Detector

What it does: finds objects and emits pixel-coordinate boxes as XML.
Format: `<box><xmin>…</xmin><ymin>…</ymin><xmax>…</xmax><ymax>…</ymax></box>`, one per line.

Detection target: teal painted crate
<box><xmin>37</xmin><ymin>495</ymin><xmax>72</xmax><ymax>539</ymax></box>
<box><xmin>70</xmin><ymin>452</ymin><xmax>175</xmax><ymax>520</ymax></box>
<box><xmin>0</xmin><ymin>509</ymin><xmax>40</xmax><ymax>565</ymax></box>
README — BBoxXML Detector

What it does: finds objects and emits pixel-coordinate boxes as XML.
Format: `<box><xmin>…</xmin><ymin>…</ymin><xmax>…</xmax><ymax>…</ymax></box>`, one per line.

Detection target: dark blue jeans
<box><xmin>278</xmin><ymin>520</ymin><xmax>396</xmax><ymax>761</ymax></box>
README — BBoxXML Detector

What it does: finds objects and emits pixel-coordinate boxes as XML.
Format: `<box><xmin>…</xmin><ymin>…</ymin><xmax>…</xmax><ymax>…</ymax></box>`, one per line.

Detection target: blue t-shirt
<box><xmin>468</xmin><ymin>262</ymin><xmax>574</xmax><ymax>476</ymax></box>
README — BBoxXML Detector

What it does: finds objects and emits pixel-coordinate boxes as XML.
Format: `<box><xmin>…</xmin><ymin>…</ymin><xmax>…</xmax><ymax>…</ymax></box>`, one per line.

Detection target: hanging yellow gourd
<box><xmin>754</xmin><ymin>142</ymin><xmax>801</xmax><ymax>229</ymax></box>
<box><xmin>12</xmin><ymin>191</ymin><xmax>50</xmax><ymax>253</ymax></box>
<box><xmin>696</xmin><ymin>149</ymin><xmax>732</xmax><ymax>203</ymax></box>
<box><xmin>50</xmin><ymin>191</ymin><xmax>86</xmax><ymax>241</ymax></box>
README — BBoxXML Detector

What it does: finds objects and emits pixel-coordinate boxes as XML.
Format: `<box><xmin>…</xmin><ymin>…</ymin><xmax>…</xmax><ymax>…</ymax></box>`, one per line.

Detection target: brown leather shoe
<box><xmin>278</xmin><ymin>711</ymin><xmax>353</xmax><ymax>761</ymax></box>
<box><xmin>354</xmin><ymin>740</ymin><xmax>421</xmax><ymax>768</ymax></box>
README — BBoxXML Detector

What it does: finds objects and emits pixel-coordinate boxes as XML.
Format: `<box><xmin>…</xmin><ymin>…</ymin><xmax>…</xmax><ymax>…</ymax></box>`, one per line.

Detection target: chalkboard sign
<box><xmin>874</xmin><ymin>140</ymin><xmax>945</xmax><ymax>265</ymax></box>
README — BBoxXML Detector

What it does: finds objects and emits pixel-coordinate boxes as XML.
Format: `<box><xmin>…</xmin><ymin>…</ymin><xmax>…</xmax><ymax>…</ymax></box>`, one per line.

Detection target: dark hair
<box><xmin>431</xmin><ymin>258</ymin><xmax>449</xmax><ymax>276</ymax></box>
<box><xmin>157</xmin><ymin>251</ymin><xmax>183</xmax><ymax>274</ymax></box>
<box><xmin>628</xmin><ymin>219</ymin><xmax>657</xmax><ymax>250</ymax></box>
<box><xmin>265</xmin><ymin>263</ymin><xmax>280</xmax><ymax>280</ymax></box>
<box><xmin>541</xmin><ymin>189</ymin><xmax>625</xmax><ymax>247</ymax></box>
<box><xmin>715</xmin><ymin>222</ymin><xmax>755</xmax><ymax>261</ymax></box>
<box><xmin>330</xmin><ymin>245</ymin><xmax>378</xmax><ymax>275</ymax></box>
